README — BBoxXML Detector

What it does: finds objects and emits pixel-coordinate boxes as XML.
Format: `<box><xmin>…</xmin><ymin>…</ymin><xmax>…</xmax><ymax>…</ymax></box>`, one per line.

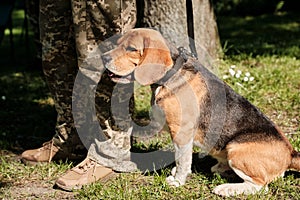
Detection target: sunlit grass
<box><xmin>0</xmin><ymin>10</ymin><xmax>299</xmax><ymax>199</ymax></box>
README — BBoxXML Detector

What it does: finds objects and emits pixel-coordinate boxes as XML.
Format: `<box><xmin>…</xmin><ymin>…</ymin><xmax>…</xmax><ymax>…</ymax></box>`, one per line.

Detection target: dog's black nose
<box><xmin>101</xmin><ymin>54</ymin><xmax>112</xmax><ymax>64</ymax></box>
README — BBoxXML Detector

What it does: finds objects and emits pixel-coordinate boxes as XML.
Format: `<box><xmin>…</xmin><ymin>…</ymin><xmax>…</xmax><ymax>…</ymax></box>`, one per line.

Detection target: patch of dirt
<box><xmin>1</xmin><ymin>181</ymin><xmax>76</xmax><ymax>200</ymax></box>
<box><xmin>0</xmin><ymin>151</ymin><xmax>77</xmax><ymax>200</ymax></box>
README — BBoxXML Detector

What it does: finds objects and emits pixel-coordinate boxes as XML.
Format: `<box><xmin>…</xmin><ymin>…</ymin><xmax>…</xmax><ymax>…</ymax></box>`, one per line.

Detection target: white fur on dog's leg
<box><xmin>213</xmin><ymin>182</ymin><xmax>264</xmax><ymax>197</ymax></box>
<box><xmin>166</xmin><ymin>175</ymin><xmax>182</xmax><ymax>187</ymax></box>
<box><xmin>171</xmin><ymin>167</ymin><xmax>177</xmax><ymax>176</ymax></box>
<box><xmin>167</xmin><ymin>140</ymin><xmax>193</xmax><ymax>187</ymax></box>
<box><xmin>166</xmin><ymin>167</ymin><xmax>180</xmax><ymax>187</ymax></box>
<box><xmin>167</xmin><ymin>167</ymin><xmax>191</xmax><ymax>187</ymax></box>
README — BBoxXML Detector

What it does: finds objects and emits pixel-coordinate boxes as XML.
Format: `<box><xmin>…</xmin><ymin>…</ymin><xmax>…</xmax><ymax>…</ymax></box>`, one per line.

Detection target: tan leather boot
<box><xmin>21</xmin><ymin>140</ymin><xmax>60</xmax><ymax>165</ymax></box>
<box><xmin>21</xmin><ymin>140</ymin><xmax>85</xmax><ymax>165</ymax></box>
<box><xmin>55</xmin><ymin>157</ymin><xmax>116</xmax><ymax>191</ymax></box>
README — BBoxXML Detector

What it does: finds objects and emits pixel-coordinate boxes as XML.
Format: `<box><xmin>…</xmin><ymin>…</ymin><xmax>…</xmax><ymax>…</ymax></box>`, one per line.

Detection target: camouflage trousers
<box><xmin>40</xmin><ymin>0</ymin><xmax>138</xmax><ymax>172</ymax></box>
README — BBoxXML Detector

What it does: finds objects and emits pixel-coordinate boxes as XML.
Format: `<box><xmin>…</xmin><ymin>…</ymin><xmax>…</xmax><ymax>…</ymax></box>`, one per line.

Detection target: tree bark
<box><xmin>138</xmin><ymin>0</ymin><xmax>222</xmax><ymax>69</ymax></box>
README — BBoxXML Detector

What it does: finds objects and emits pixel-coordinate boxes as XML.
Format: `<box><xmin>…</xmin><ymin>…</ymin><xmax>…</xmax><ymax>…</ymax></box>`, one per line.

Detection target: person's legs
<box><xmin>55</xmin><ymin>0</ymin><xmax>138</xmax><ymax>190</ymax></box>
<box><xmin>21</xmin><ymin>0</ymin><xmax>86</xmax><ymax>164</ymax></box>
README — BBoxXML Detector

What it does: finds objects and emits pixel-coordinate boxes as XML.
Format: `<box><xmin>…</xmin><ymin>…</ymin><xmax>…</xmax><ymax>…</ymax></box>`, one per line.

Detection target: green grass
<box><xmin>0</xmin><ymin>10</ymin><xmax>299</xmax><ymax>199</ymax></box>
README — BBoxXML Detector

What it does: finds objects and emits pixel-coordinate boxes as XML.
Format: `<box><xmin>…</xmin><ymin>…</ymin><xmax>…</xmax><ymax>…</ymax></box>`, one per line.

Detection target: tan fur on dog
<box><xmin>102</xmin><ymin>29</ymin><xmax>173</xmax><ymax>85</ymax></box>
<box><xmin>102</xmin><ymin>28</ymin><xmax>300</xmax><ymax>197</ymax></box>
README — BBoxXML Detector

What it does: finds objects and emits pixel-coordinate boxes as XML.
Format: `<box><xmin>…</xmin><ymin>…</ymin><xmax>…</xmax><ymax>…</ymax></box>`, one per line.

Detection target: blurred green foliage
<box><xmin>212</xmin><ymin>0</ymin><xmax>300</xmax><ymax>16</ymax></box>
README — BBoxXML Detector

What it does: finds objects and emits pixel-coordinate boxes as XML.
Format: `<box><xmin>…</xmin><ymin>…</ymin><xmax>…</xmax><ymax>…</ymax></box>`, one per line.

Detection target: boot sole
<box><xmin>21</xmin><ymin>158</ymin><xmax>50</xmax><ymax>166</ymax></box>
<box><xmin>55</xmin><ymin>171</ymin><xmax>118</xmax><ymax>192</ymax></box>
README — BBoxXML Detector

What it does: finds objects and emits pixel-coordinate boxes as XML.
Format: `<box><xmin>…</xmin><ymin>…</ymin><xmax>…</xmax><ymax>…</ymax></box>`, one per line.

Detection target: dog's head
<box><xmin>102</xmin><ymin>28</ymin><xmax>173</xmax><ymax>85</ymax></box>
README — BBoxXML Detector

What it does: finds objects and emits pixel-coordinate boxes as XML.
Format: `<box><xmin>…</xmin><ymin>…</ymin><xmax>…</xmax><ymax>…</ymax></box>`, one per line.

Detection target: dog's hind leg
<box><xmin>213</xmin><ymin>160</ymin><xmax>265</xmax><ymax>196</ymax></box>
<box><xmin>213</xmin><ymin>140</ymin><xmax>291</xmax><ymax>197</ymax></box>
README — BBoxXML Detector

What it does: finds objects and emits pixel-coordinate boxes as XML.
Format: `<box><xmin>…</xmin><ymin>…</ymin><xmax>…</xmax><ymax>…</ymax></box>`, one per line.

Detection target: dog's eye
<box><xmin>125</xmin><ymin>46</ymin><xmax>137</xmax><ymax>52</ymax></box>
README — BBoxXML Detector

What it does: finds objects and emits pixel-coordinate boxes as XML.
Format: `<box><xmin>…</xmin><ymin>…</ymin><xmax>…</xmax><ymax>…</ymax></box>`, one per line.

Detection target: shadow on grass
<box><xmin>0</xmin><ymin>70</ymin><xmax>56</xmax><ymax>153</ymax></box>
<box><xmin>285</xmin><ymin>171</ymin><xmax>300</xmax><ymax>179</ymax></box>
<box><xmin>0</xmin><ymin>8</ymin><xmax>55</xmax><ymax>153</ymax></box>
<box><xmin>218</xmin><ymin>12</ymin><xmax>300</xmax><ymax>58</ymax></box>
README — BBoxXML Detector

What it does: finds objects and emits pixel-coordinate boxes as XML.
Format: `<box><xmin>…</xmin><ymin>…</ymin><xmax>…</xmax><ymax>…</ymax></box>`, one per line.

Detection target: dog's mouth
<box><xmin>107</xmin><ymin>70</ymin><xmax>134</xmax><ymax>84</ymax></box>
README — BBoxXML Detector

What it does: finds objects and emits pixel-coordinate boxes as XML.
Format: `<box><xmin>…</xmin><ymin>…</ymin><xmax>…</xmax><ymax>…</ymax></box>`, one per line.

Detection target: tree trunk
<box><xmin>137</xmin><ymin>0</ymin><xmax>222</xmax><ymax>69</ymax></box>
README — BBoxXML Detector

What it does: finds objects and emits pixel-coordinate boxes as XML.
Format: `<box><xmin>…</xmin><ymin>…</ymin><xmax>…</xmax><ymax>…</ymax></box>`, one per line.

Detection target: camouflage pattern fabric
<box><xmin>40</xmin><ymin>0</ymin><xmax>137</xmax><ymax>171</ymax></box>
<box><xmin>40</xmin><ymin>0</ymin><xmax>84</xmax><ymax>157</ymax></box>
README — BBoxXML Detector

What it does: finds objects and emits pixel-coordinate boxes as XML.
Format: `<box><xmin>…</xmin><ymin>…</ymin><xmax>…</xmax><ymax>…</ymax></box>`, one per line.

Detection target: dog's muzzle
<box><xmin>107</xmin><ymin>71</ymin><xmax>134</xmax><ymax>84</ymax></box>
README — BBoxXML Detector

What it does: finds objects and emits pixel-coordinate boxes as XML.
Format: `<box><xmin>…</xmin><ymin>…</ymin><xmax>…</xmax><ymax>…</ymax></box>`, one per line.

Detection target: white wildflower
<box><xmin>237</xmin><ymin>70</ymin><xmax>242</xmax><ymax>75</ymax></box>
<box><xmin>235</xmin><ymin>73</ymin><xmax>241</xmax><ymax>78</ymax></box>
<box><xmin>243</xmin><ymin>77</ymin><xmax>249</xmax><ymax>82</ymax></box>
<box><xmin>229</xmin><ymin>68</ymin><xmax>235</xmax><ymax>76</ymax></box>
<box><xmin>1</xmin><ymin>96</ymin><xmax>6</xmax><ymax>100</ymax></box>
<box><xmin>245</xmin><ymin>72</ymin><xmax>251</xmax><ymax>77</ymax></box>
<box><xmin>230</xmin><ymin>65</ymin><xmax>236</xmax><ymax>69</ymax></box>
<box><xmin>249</xmin><ymin>77</ymin><xmax>254</xmax><ymax>81</ymax></box>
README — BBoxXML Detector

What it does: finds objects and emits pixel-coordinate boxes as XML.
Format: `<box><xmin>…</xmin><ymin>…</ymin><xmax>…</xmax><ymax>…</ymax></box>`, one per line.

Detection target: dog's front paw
<box><xmin>166</xmin><ymin>176</ymin><xmax>182</xmax><ymax>187</ymax></box>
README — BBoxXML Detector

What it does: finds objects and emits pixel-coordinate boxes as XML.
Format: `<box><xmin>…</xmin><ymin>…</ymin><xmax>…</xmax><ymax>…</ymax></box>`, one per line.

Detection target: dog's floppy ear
<box><xmin>134</xmin><ymin>37</ymin><xmax>173</xmax><ymax>85</ymax></box>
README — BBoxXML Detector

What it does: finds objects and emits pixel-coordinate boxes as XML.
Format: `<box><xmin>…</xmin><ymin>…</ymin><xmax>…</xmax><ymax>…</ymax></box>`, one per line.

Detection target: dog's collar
<box><xmin>156</xmin><ymin>55</ymin><xmax>184</xmax><ymax>85</ymax></box>
<box><xmin>156</xmin><ymin>47</ymin><xmax>196</xmax><ymax>85</ymax></box>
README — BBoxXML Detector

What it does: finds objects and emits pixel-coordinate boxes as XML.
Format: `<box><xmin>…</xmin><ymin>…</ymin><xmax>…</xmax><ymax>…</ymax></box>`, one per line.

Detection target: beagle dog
<box><xmin>101</xmin><ymin>28</ymin><xmax>300</xmax><ymax>197</ymax></box>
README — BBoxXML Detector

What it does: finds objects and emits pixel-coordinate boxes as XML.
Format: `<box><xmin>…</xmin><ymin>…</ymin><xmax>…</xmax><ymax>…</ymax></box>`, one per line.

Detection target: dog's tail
<box><xmin>289</xmin><ymin>151</ymin><xmax>300</xmax><ymax>172</ymax></box>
